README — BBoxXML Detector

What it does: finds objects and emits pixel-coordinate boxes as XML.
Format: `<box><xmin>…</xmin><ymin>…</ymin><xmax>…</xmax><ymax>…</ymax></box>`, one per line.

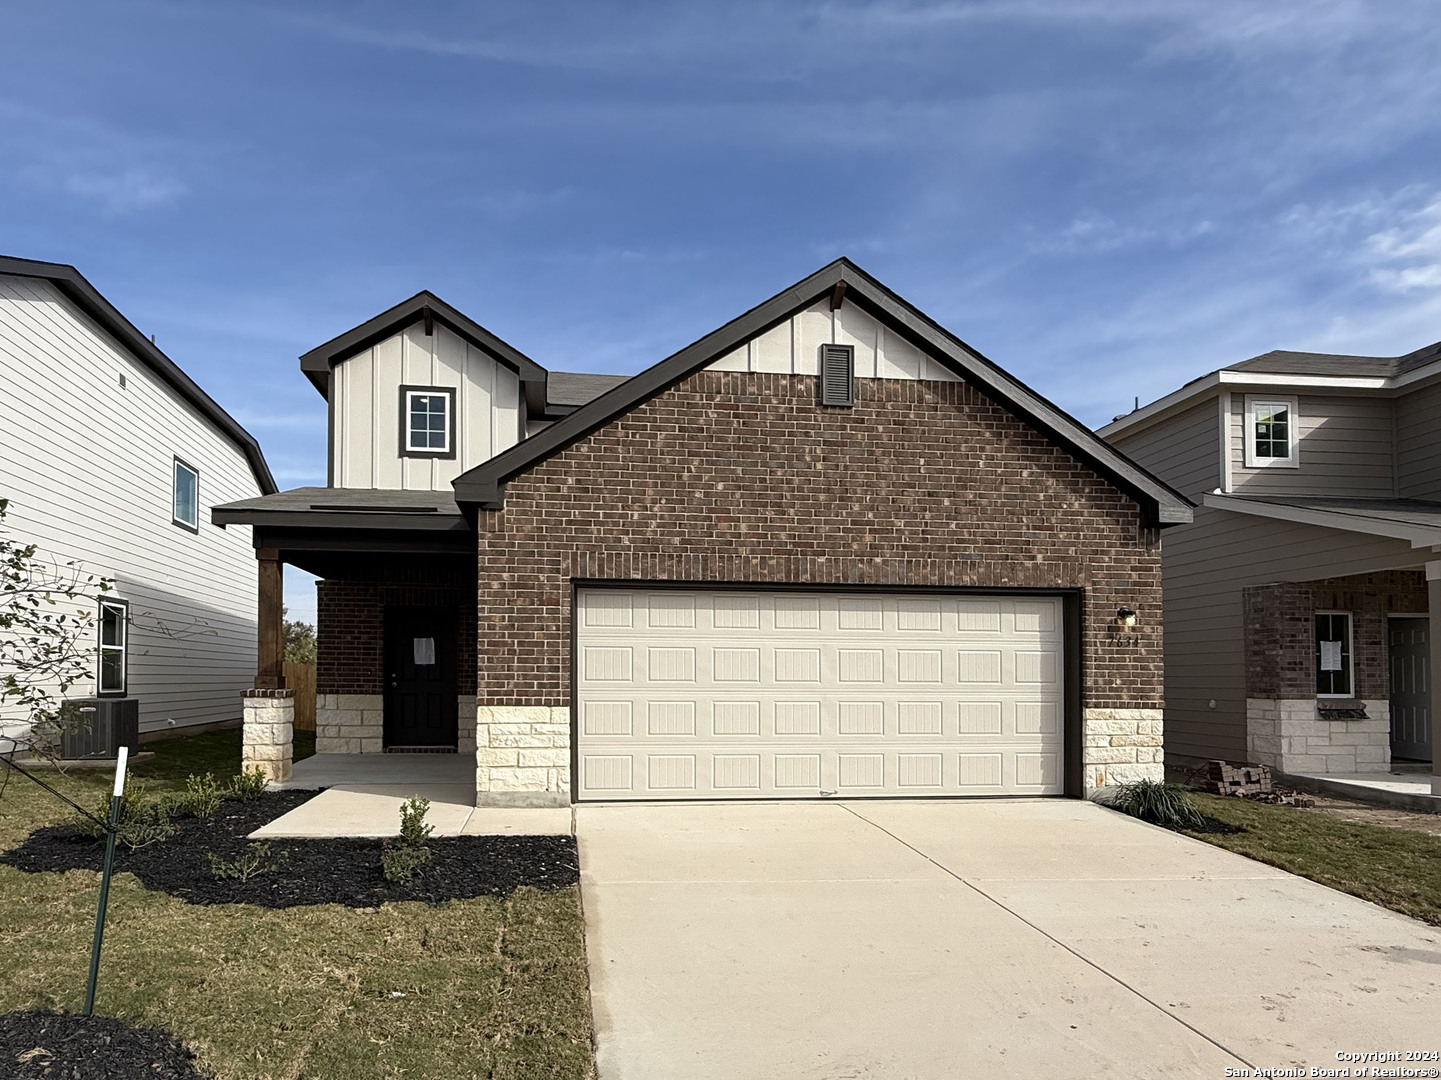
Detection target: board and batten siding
<box><xmin>1229</xmin><ymin>393</ymin><xmax>1394</xmax><ymax>497</ymax></box>
<box><xmin>709</xmin><ymin>298</ymin><xmax>963</xmax><ymax>380</ymax></box>
<box><xmin>331</xmin><ymin>322</ymin><xmax>522</xmax><ymax>490</ymax></box>
<box><xmin>1395</xmin><ymin>380</ymin><xmax>1441</xmax><ymax>500</ymax></box>
<box><xmin>0</xmin><ymin>273</ymin><xmax>262</xmax><ymax>738</ymax></box>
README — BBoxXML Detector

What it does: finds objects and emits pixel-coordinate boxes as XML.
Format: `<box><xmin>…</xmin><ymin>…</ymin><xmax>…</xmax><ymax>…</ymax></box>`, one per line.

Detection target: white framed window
<box><xmin>1244</xmin><ymin>395</ymin><xmax>1299</xmax><ymax>468</ymax></box>
<box><xmin>400</xmin><ymin>386</ymin><xmax>456</xmax><ymax>458</ymax></box>
<box><xmin>1314</xmin><ymin>611</ymin><xmax>1353</xmax><ymax>698</ymax></box>
<box><xmin>98</xmin><ymin>598</ymin><xmax>129</xmax><ymax>697</ymax></box>
<box><xmin>173</xmin><ymin>457</ymin><xmax>200</xmax><ymax>531</ymax></box>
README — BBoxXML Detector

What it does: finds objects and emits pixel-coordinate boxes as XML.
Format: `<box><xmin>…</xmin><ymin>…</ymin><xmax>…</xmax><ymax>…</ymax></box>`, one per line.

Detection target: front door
<box><xmin>1388</xmin><ymin>617</ymin><xmax>1432</xmax><ymax>762</ymax></box>
<box><xmin>383</xmin><ymin>606</ymin><xmax>459</xmax><ymax>750</ymax></box>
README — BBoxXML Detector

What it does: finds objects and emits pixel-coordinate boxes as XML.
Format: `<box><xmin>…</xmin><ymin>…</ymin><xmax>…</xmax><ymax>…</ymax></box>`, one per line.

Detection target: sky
<box><xmin>5</xmin><ymin>1</ymin><xmax>1441</xmax><ymax>623</ymax></box>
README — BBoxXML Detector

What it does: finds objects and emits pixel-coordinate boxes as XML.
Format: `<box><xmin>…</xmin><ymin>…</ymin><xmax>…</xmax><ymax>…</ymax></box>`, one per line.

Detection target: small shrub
<box><xmin>74</xmin><ymin>782</ymin><xmax>178</xmax><ymax>850</ymax></box>
<box><xmin>164</xmin><ymin>773</ymin><xmax>222</xmax><ymax>818</ymax></box>
<box><xmin>228</xmin><ymin>766</ymin><xmax>270</xmax><ymax>801</ymax></box>
<box><xmin>1101</xmin><ymin>779</ymin><xmax>1208</xmax><ymax>830</ymax></box>
<box><xmin>208</xmin><ymin>842</ymin><xmax>288</xmax><ymax>882</ymax></box>
<box><xmin>381</xmin><ymin>842</ymin><xmax>431</xmax><ymax>883</ymax></box>
<box><xmin>381</xmin><ymin>795</ymin><xmax>434</xmax><ymax>883</ymax></box>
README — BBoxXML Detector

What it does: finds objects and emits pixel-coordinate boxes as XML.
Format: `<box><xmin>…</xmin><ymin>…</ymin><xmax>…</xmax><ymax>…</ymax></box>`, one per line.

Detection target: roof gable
<box><xmin>452</xmin><ymin>258</ymin><xmax>1192</xmax><ymax>527</ymax></box>
<box><xmin>299</xmin><ymin>290</ymin><xmax>548</xmax><ymax>414</ymax></box>
<box><xmin>0</xmin><ymin>254</ymin><xmax>276</xmax><ymax>495</ymax></box>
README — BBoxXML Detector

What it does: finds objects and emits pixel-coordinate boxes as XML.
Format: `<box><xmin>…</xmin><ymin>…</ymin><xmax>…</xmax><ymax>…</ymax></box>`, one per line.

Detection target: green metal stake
<box><xmin>83</xmin><ymin>744</ymin><xmax>128</xmax><ymax>1016</ymax></box>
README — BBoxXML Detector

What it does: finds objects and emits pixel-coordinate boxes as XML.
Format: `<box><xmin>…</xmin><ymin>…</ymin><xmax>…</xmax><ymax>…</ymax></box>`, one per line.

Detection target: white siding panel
<box><xmin>707</xmin><ymin>298</ymin><xmax>967</xmax><ymax>383</ymax></box>
<box><xmin>0</xmin><ymin>275</ymin><xmax>262</xmax><ymax>736</ymax></box>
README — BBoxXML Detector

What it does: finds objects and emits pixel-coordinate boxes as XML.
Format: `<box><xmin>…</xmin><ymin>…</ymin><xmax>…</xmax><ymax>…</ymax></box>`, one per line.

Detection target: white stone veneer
<box><xmin>1246</xmin><ymin>698</ymin><xmax>1391</xmax><ymax>774</ymax></box>
<box><xmin>242</xmin><ymin>692</ymin><xmax>293</xmax><ymax>783</ymax></box>
<box><xmin>316</xmin><ymin>693</ymin><xmax>476</xmax><ymax>755</ymax></box>
<box><xmin>1084</xmin><ymin>708</ymin><xmax>1164</xmax><ymax>789</ymax></box>
<box><xmin>475</xmin><ymin>705</ymin><xmax>571</xmax><ymax>807</ymax></box>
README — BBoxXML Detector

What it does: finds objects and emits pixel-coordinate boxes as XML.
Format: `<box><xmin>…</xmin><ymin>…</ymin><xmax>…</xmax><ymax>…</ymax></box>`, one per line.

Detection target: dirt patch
<box><xmin>1</xmin><ymin>1009</ymin><xmax>210</xmax><ymax>1079</ymax></box>
<box><xmin>1305</xmin><ymin>794</ymin><xmax>1441</xmax><ymax>838</ymax></box>
<box><xmin>0</xmin><ymin>791</ymin><xmax>579</xmax><ymax>908</ymax></box>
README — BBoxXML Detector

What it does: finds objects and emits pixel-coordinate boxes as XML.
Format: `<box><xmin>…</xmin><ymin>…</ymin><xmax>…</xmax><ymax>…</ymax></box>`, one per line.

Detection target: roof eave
<box><xmin>1202</xmin><ymin>493</ymin><xmax>1441</xmax><ymax>548</ymax></box>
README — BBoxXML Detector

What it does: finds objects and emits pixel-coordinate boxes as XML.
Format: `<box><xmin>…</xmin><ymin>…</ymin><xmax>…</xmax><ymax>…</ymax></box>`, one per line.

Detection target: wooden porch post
<box><xmin>256</xmin><ymin>547</ymin><xmax>286</xmax><ymax>690</ymax></box>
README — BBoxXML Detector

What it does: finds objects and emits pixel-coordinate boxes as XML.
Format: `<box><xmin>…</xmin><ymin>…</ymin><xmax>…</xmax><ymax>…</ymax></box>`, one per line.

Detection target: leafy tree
<box><xmin>283</xmin><ymin>607</ymin><xmax>316</xmax><ymax>665</ymax></box>
<box><xmin>0</xmin><ymin>497</ymin><xmax>113</xmax><ymax>763</ymax></box>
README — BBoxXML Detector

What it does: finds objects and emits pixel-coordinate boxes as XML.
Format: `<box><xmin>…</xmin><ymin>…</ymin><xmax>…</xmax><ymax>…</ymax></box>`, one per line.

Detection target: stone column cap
<box><xmin>243</xmin><ymin>688</ymin><xmax>296</xmax><ymax>699</ymax></box>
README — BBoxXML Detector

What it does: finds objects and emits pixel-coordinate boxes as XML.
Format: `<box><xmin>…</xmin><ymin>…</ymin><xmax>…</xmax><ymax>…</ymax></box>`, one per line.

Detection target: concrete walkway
<box><xmin>576</xmin><ymin>799</ymin><xmax>1441</xmax><ymax>1080</ymax></box>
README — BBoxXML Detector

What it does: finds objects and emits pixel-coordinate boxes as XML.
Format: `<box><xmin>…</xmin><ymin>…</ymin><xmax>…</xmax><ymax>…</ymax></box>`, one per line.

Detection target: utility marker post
<box><xmin>83</xmin><ymin>744</ymin><xmax>128</xmax><ymax>1015</ymax></box>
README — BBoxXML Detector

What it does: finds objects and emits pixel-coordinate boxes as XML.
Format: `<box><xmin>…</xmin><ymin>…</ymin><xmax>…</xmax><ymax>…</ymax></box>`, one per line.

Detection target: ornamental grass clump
<box><xmin>1104</xmin><ymin>779</ymin><xmax>1209</xmax><ymax>830</ymax></box>
<box><xmin>381</xmin><ymin>796</ymin><xmax>433</xmax><ymax>883</ymax></box>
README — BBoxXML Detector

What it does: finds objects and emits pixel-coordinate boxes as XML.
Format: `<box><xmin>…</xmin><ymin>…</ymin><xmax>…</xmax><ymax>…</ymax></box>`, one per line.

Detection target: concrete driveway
<box><xmin>576</xmin><ymin>799</ymin><xmax>1441</xmax><ymax>1080</ymax></box>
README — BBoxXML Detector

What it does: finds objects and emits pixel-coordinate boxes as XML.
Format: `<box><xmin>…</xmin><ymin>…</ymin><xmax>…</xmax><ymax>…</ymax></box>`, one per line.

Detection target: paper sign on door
<box><xmin>1320</xmin><ymin>640</ymin><xmax>1342</xmax><ymax>672</ymax></box>
<box><xmin>413</xmin><ymin>637</ymin><xmax>436</xmax><ymax>666</ymax></box>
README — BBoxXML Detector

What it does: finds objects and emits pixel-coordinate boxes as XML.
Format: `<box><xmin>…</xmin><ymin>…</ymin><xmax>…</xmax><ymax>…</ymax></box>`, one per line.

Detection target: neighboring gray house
<box><xmin>1100</xmin><ymin>342</ymin><xmax>1441</xmax><ymax>793</ymax></box>
<box><xmin>0</xmin><ymin>256</ymin><xmax>276</xmax><ymax>745</ymax></box>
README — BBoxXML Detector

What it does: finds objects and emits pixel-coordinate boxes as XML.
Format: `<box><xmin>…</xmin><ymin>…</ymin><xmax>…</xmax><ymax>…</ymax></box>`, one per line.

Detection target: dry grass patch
<box><xmin>0</xmin><ymin>732</ymin><xmax>594</xmax><ymax>1079</ymax></box>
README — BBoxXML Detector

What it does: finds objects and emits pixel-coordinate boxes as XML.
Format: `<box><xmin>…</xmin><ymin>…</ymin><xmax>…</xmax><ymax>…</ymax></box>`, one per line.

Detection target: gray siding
<box><xmin>1161</xmin><ymin>506</ymin><xmax>1424</xmax><ymax>764</ymax></box>
<box><xmin>1230</xmin><ymin>393</ymin><xmax>1394</xmax><ymax>497</ymax></box>
<box><xmin>1108</xmin><ymin>397</ymin><xmax>1219</xmax><ymax>500</ymax></box>
<box><xmin>1396</xmin><ymin>380</ymin><xmax>1441</xmax><ymax>500</ymax></box>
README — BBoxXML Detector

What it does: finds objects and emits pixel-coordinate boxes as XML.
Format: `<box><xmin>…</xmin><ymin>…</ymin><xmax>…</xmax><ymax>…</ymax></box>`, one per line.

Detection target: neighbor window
<box><xmin>98</xmin><ymin>598</ymin><xmax>128</xmax><ymax>697</ymax></box>
<box><xmin>1315</xmin><ymin>612</ymin><xmax>1353</xmax><ymax>697</ymax></box>
<box><xmin>173</xmin><ymin>457</ymin><xmax>199</xmax><ymax>530</ymax></box>
<box><xmin>1244</xmin><ymin>396</ymin><xmax>1298</xmax><ymax>467</ymax></box>
<box><xmin>400</xmin><ymin>386</ymin><xmax>456</xmax><ymax>458</ymax></box>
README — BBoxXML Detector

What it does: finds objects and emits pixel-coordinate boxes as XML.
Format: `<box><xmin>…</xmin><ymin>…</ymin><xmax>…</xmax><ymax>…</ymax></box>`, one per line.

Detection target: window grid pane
<box><xmin>98</xmin><ymin>602</ymin><xmax>126</xmax><ymax>694</ymax></box>
<box><xmin>1314</xmin><ymin>613</ymin><xmax>1352</xmax><ymax>696</ymax></box>
<box><xmin>1253</xmin><ymin>405</ymin><xmax>1290</xmax><ymax>459</ymax></box>
<box><xmin>174</xmin><ymin>462</ymin><xmax>198</xmax><ymax>526</ymax></box>
<box><xmin>408</xmin><ymin>393</ymin><xmax>450</xmax><ymax>451</ymax></box>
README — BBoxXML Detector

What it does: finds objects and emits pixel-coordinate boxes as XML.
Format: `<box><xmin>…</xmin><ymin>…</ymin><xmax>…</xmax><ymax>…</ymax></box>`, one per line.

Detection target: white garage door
<box><xmin>575</xmin><ymin>589</ymin><xmax>1065</xmax><ymax>800</ymax></box>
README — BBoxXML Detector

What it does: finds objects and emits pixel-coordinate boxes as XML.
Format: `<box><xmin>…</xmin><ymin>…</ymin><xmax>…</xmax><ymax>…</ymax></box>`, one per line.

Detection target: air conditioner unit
<box><xmin>59</xmin><ymin>698</ymin><xmax>140</xmax><ymax>760</ymax></box>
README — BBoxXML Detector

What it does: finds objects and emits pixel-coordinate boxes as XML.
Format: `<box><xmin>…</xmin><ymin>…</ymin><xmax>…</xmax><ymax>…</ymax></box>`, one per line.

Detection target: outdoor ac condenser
<box><xmin>60</xmin><ymin>698</ymin><xmax>140</xmax><ymax>760</ymax></box>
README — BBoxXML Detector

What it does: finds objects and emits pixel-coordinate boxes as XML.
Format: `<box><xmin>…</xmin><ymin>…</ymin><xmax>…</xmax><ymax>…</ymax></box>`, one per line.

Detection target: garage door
<box><xmin>575</xmin><ymin>589</ymin><xmax>1064</xmax><ymax>800</ymax></box>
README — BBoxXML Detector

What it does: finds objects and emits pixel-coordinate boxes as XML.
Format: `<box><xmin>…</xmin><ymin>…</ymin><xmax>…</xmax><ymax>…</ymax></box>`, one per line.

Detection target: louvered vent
<box><xmin>820</xmin><ymin>344</ymin><xmax>855</xmax><ymax>406</ymax></box>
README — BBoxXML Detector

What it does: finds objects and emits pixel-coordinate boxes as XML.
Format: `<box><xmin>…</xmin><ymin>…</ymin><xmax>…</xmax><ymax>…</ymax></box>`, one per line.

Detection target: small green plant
<box><xmin>208</xmin><ymin>842</ymin><xmax>288</xmax><ymax>882</ymax></box>
<box><xmin>228</xmin><ymin>766</ymin><xmax>270</xmax><ymax>801</ymax></box>
<box><xmin>74</xmin><ymin>782</ymin><xmax>177</xmax><ymax>850</ymax></box>
<box><xmin>381</xmin><ymin>796</ymin><xmax>433</xmax><ymax>883</ymax></box>
<box><xmin>1101</xmin><ymin>778</ymin><xmax>1208</xmax><ymax>830</ymax></box>
<box><xmin>163</xmin><ymin>773</ymin><xmax>222</xmax><ymax>818</ymax></box>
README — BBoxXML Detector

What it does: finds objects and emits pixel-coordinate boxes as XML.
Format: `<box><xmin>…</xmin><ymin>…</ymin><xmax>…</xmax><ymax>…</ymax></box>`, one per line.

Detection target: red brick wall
<box><xmin>317</xmin><ymin>556</ymin><xmax>476</xmax><ymax>695</ymax></box>
<box><xmin>474</xmin><ymin>370</ymin><xmax>1164</xmax><ymax>709</ymax></box>
<box><xmin>1244</xmin><ymin>571</ymin><xmax>1426</xmax><ymax>700</ymax></box>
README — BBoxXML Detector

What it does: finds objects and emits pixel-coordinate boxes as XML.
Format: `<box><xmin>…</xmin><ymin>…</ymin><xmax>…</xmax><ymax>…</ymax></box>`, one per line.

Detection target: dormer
<box><xmin>300</xmin><ymin>292</ymin><xmax>548</xmax><ymax>491</ymax></box>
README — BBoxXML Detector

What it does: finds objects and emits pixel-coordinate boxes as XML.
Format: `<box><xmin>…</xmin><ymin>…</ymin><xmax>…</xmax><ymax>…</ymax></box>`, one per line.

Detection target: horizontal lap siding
<box><xmin>1396</xmin><ymin>381</ymin><xmax>1441</xmax><ymax>500</ymax></box>
<box><xmin>476</xmin><ymin>370</ymin><xmax>1164</xmax><ymax>712</ymax></box>
<box><xmin>0</xmin><ymin>275</ymin><xmax>261</xmax><ymax>734</ymax></box>
<box><xmin>1231</xmin><ymin>394</ymin><xmax>1394</xmax><ymax>496</ymax></box>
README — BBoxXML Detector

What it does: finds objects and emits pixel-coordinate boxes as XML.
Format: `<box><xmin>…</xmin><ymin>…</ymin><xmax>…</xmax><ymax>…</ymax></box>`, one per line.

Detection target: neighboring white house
<box><xmin>0</xmin><ymin>255</ymin><xmax>275</xmax><ymax>743</ymax></box>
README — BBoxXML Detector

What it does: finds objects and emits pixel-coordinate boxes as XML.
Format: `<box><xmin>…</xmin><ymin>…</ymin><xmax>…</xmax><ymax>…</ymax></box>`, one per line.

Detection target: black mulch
<box><xmin>0</xmin><ymin>791</ymin><xmax>579</xmax><ymax>909</ymax></box>
<box><xmin>1</xmin><ymin>1009</ymin><xmax>211</xmax><ymax>1080</ymax></box>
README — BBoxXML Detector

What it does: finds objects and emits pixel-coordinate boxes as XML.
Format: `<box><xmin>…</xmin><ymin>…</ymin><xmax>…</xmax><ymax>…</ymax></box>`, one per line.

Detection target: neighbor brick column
<box><xmin>1429</xmin><ymin>563</ymin><xmax>1441</xmax><ymax>796</ymax></box>
<box><xmin>242</xmin><ymin>689</ymin><xmax>294</xmax><ymax>783</ymax></box>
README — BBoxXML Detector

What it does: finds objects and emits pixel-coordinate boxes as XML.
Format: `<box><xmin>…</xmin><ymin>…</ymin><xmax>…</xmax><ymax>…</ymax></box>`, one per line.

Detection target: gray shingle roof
<box><xmin>1230</xmin><ymin>339</ymin><xmax>1441</xmax><ymax>379</ymax></box>
<box><xmin>548</xmin><ymin>371</ymin><xmax>631</xmax><ymax>408</ymax></box>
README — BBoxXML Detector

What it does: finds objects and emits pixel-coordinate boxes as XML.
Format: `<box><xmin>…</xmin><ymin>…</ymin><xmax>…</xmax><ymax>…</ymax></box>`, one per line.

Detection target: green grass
<box><xmin>1186</xmin><ymin>792</ymin><xmax>1441</xmax><ymax>927</ymax></box>
<box><xmin>0</xmin><ymin>730</ymin><xmax>595</xmax><ymax>1080</ymax></box>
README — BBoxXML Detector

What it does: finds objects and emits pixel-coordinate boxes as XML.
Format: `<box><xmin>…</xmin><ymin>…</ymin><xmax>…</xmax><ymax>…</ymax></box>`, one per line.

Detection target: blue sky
<box><xmin>5</xmin><ymin>2</ymin><xmax>1441</xmax><ymax>622</ymax></box>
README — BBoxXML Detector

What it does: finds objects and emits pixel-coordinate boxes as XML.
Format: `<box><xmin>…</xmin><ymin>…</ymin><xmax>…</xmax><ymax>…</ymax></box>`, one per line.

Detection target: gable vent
<box><xmin>820</xmin><ymin>344</ymin><xmax>855</xmax><ymax>407</ymax></box>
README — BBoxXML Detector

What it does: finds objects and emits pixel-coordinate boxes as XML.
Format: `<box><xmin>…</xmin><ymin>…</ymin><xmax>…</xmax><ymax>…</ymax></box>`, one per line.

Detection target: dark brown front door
<box><xmin>1389</xmin><ymin>617</ymin><xmax>1432</xmax><ymax>763</ymax></box>
<box><xmin>383</xmin><ymin>606</ymin><xmax>458</xmax><ymax>750</ymax></box>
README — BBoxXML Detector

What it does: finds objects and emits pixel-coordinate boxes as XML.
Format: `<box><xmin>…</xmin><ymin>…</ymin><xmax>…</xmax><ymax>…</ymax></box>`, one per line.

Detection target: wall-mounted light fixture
<box><xmin>1116</xmin><ymin>607</ymin><xmax>1137</xmax><ymax>629</ymax></box>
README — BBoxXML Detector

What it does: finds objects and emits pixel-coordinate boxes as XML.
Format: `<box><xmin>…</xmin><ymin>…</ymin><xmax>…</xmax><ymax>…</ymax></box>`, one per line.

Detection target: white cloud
<box><xmin>61</xmin><ymin>169</ymin><xmax>187</xmax><ymax>214</ymax></box>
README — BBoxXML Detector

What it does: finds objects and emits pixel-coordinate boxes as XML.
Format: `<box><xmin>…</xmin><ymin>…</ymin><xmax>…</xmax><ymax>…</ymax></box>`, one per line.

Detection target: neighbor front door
<box><xmin>383</xmin><ymin>606</ymin><xmax>459</xmax><ymax>750</ymax></box>
<box><xmin>1389</xmin><ymin>617</ymin><xmax>1432</xmax><ymax>762</ymax></box>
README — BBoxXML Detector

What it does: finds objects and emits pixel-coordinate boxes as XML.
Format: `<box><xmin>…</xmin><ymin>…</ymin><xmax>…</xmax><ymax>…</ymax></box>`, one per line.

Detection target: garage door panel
<box><xmin>576</xmin><ymin>590</ymin><xmax>1064</xmax><ymax>800</ymax></box>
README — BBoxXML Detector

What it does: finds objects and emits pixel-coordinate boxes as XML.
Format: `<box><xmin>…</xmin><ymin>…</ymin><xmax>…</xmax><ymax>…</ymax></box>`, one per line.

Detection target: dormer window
<box><xmin>400</xmin><ymin>386</ymin><xmax>457</xmax><ymax>458</ymax></box>
<box><xmin>1244</xmin><ymin>395</ymin><xmax>1298</xmax><ymax>468</ymax></box>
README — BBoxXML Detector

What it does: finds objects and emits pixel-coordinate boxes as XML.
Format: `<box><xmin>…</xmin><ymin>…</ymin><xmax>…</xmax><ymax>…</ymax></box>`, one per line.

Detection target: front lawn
<box><xmin>1185</xmin><ymin>792</ymin><xmax>1441</xmax><ymax>926</ymax></box>
<box><xmin>0</xmin><ymin>731</ymin><xmax>595</xmax><ymax>1079</ymax></box>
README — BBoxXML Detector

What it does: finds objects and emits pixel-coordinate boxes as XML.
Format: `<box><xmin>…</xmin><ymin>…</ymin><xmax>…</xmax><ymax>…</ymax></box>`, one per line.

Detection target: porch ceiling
<box><xmin>1204</xmin><ymin>494</ymin><xmax>1441</xmax><ymax>551</ymax></box>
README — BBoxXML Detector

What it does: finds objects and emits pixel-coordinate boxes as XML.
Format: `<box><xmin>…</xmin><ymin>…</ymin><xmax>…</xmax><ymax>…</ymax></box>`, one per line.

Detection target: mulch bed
<box><xmin>1</xmin><ymin>1009</ymin><xmax>210</xmax><ymax>1079</ymax></box>
<box><xmin>0</xmin><ymin>791</ymin><xmax>579</xmax><ymax>909</ymax></box>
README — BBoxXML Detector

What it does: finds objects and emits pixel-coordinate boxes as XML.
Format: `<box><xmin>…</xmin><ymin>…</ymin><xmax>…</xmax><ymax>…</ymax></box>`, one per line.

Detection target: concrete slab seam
<box><xmin>837</xmin><ymin>803</ymin><xmax>1257</xmax><ymax>1072</ymax></box>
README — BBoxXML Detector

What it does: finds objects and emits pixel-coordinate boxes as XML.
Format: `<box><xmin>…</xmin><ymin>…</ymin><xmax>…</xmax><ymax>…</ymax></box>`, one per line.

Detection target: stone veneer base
<box><xmin>316</xmin><ymin>693</ymin><xmax>477</xmax><ymax>755</ymax></box>
<box><xmin>242</xmin><ymin>690</ymin><xmax>294</xmax><ymax>784</ymax></box>
<box><xmin>1246</xmin><ymin>698</ymin><xmax>1391</xmax><ymax>774</ymax></box>
<box><xmin>1083</xmin><ymin>708</ymin><xmax>1164</xmax><ymax>790</ymax></box>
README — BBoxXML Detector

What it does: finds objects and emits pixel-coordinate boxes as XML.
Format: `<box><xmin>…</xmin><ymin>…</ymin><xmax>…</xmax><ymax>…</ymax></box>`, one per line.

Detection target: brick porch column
<box><xmin>1428</xmin><ymin>563</ymin><xmax>1441</xmax><ymax>796</ymax></box>
<box><xmin>242</xmin><ymin>689</ymin><xmax>294</xmax><ymax>783</ymax></box>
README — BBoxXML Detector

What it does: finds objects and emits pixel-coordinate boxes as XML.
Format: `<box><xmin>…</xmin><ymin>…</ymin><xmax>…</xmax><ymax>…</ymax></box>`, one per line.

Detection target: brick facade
<box><xmin>468</xmin><ymin>369</ymin><xmax>1165</xmax><ymax>800</ymax></box>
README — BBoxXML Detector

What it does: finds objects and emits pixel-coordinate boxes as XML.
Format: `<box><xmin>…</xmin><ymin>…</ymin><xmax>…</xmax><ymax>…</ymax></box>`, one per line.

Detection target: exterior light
<box><xmin>1116</xmin><ymin>607</ymin><xmax>1137</xmax><ymax>629</ymax></box>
